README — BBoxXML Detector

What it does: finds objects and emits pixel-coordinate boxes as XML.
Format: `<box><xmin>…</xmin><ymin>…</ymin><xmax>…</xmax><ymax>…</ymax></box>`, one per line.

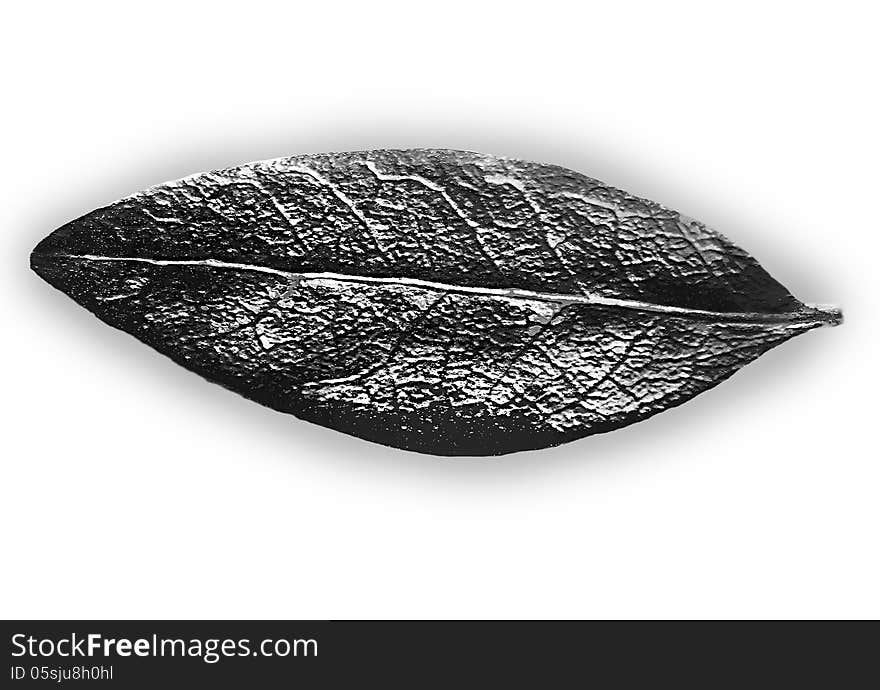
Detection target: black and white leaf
<box><xmin>30</xmin><ymin>149</ymin><xmax>841</xmax><ymax>455</ymax></box>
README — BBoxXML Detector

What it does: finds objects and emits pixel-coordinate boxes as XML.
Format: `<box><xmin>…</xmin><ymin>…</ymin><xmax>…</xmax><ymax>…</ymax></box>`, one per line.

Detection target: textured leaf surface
<box><xmin>31</xmin><ymin>149</ymin><xmax>840</xmax><ymax>455</ymax></box>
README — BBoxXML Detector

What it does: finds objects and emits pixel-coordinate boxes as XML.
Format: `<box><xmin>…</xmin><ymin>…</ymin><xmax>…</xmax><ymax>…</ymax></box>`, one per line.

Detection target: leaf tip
<box><xmin>804</xmin><ymin>303</ymin><xmax>844</xmax><ymax>328</ymax></box>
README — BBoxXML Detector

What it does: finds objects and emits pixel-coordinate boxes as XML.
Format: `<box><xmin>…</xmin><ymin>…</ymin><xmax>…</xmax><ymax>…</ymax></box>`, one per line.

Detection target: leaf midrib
<box><xmin>52</xmin><ymin>253</ymin><xmax>840</xmax><ymax>327</ymax></box>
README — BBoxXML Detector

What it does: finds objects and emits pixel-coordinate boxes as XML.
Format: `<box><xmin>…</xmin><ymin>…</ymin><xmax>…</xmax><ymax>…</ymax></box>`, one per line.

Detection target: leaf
<box><xmin>30</xmin><ymin>149</ymin><xmax>841</xmax><ymax>455</ymax></box>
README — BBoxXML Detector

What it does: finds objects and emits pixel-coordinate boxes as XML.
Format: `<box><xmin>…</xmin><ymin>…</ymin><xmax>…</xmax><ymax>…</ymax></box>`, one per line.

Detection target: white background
<box><xmin>1</xmin><ymin>1</ymin><xmax>877</xmax><ymax>619</ymax></box>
